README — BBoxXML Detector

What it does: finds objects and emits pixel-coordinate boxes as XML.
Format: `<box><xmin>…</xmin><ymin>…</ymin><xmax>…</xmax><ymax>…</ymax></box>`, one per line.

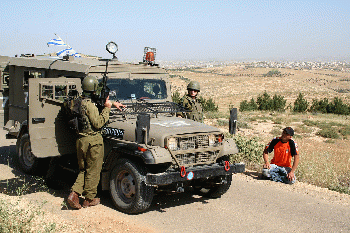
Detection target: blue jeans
<box><xmin>262</xmin><ymin>164</ymin><xmax>296</xmax><ymax>184</ymax></box>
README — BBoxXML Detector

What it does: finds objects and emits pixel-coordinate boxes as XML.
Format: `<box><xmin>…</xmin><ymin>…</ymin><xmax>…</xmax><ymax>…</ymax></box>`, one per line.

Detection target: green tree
<box><xmin>239</xmin><ymin>100</ymin><xmax>249</xmax><ymax>112</ymax></box>
<box><xmin>257</xmin><ymin>91</ymin><xmax>272</xmax><ymax>110</ymax></box>
<box><xmin>249</xmin><ymin>98</ymin><xmax>258</xmax><ymax>111</ymax></box>
<box><xmin>264</xmin><ymin>69</ymin><xmax>281</xmax><ymax>77</ymax></box>
<box><xmin>328</xmin><ymin>97</ymin><xmax>349</xmax><ymax>115</ymax></box>
<box><xmin>239</xmin><ymin>98</ymin><xmax>258</xmax><ymax>112</ymax></box>
<box><xmin>271</xmin><ymin>94</ymin><xmax>286</xmax><ymax>111</ymax></box>
<box><xmin>309</xmin><ymin>98</ymin><xmax>329</xmax><ymax>113</ymax></box>
<box><xmin>293</xmin><ymin>93</ymin><xmax>308</xmax><ymax>112</ymax></box>
<box><xmin>200</xmin><ymin>96</ymin><xmax>219</xmax><ymax>112</ymax></box>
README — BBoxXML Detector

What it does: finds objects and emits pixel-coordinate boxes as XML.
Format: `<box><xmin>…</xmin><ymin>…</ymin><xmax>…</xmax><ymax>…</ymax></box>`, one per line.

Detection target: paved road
<box><xmin>1</xmin><ymin>128</ymin><xmax>349</xmax><ymax>232</ymax></box>
<box><xmin>115</xmin><ymin>174</ymin><xmax>350</xmax><ymax>233</ymax></box>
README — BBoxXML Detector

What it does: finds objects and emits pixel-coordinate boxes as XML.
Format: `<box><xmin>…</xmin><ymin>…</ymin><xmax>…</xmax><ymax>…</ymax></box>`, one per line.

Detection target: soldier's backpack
<box><xmin>63</xmin><ymin>95</ymin><xmax>83</xmax><ymax>133</ymax></box>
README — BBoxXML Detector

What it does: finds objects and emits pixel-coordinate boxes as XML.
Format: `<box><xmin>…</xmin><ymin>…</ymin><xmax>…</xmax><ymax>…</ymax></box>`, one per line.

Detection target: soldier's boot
<box><xmin>67</xmin><ymin>191</ymin><xmax>82</xmax><ymax>209</ymax></box>
<box><xmin>82</xmin><ymin>198</ymin><xmax>100</xmax><ymax>208</ymax></box>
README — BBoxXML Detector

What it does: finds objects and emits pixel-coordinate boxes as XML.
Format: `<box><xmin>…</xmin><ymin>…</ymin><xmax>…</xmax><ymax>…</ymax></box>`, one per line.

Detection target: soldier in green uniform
<box><xmin>67</xmin><ymin>76</ymin><xmax>124</xmax><ymax>209</ymax></box>
<box><xmin>177</xmin><ymin>81</ymin><xmax>203</xmax><ymax>122</ymax></box>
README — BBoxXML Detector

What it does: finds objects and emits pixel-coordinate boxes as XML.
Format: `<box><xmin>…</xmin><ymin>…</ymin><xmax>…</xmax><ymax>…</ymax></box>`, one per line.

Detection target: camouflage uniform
<box><xmin>71</xmin><ymin>96</ymin><xmax>110</xmax><ymax>200</ymax></box>
<box><xmin>179</xmin><ymin>95</ymin><xmax>203</xmax><ymax>122</ymax></box>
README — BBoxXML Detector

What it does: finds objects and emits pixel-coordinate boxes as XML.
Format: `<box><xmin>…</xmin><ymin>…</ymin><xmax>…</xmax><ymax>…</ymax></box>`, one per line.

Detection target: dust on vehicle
<box><xmin>1</xmin><ymin>42</ymin><xmax>244</xmax><ymax>214</ymax></box>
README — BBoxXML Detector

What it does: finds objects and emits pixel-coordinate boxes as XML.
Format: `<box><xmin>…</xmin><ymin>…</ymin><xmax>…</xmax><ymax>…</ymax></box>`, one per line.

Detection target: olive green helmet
<box><xmin>82</xmin><ymin>76</ymin><xmax>99</xmax><ymax>92</ymax></box>
<box><xmin>187</xmin><ymin>81</ymin><xmax>200</xmax><ymax>92</ymax></box>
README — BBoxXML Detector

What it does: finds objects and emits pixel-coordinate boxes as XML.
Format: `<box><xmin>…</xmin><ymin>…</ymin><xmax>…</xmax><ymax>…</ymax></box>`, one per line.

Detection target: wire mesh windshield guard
<box><xmin>110</xmin><ymin>102</ymin><xmax>189</xmax><ymax>115</ymax></box>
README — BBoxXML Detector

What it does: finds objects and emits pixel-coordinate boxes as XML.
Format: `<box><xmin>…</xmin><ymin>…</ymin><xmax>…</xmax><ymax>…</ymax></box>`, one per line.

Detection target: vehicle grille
<box><xmin>172</xmin><ymin>151</ymin><xmax>220</xmax><ymax>167</ymax></box>
<box><xmin>166</xmin><ymin>134</ymin><xmax>222</xmax><ymax>167</ymax></box>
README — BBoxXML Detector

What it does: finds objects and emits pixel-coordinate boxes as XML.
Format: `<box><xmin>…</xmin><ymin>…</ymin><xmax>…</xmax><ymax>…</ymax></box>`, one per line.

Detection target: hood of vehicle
<box><xmin>106</xmin><ymin>116</ymin><xmax>222</xmax><ymax>146</ymax></box>
<box><xmin>149</xmin><ymin>117</ymin><xmax>220</xmax><ymax>136</ymax></box>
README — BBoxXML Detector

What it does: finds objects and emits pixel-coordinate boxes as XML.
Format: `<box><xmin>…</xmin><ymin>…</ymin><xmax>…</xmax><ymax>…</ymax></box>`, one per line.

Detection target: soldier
<box><xmin>177</xmin><ymin>81</ymin><xmax>203</xmax><ymax>122</ymax></box>
<box><xmin>67</xmin><ymin>76</ymin><xmax>124</xmax><ymax>209</ymax></box>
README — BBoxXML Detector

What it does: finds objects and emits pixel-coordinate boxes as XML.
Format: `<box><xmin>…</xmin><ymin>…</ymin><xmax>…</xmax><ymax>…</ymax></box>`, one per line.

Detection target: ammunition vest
<box><xmin>65</xmin><ymin>96</ymin><xmax>95</xmax><ymax>134</ymax></box>
<box><xmin>180</xmin><ymin>95</ymin><xmax>203</xmax><ymax>122</ymax></box>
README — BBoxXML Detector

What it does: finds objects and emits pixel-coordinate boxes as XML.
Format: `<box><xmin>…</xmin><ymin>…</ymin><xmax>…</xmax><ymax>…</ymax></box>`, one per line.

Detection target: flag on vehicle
<box><xmin>47</xmin><ymin>34</ymin><xmax>81</xmax><ymax>57</ymax></box>
<box><xmin>47</xmin><ymin>35</ymin><xmax>67</xmax><ymax>46</ymax></box>
<box><xmin>56</xmin><ymin>47</ymin><xmax>81</xmax><ymax>57</ymax></box>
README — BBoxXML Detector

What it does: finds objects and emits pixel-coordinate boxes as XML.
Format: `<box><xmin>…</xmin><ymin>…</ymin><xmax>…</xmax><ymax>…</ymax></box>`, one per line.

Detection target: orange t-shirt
<box><xmin>265</xmin><ymin>137</ymin><xmax>298</xmax><ymax>168</ymax></box>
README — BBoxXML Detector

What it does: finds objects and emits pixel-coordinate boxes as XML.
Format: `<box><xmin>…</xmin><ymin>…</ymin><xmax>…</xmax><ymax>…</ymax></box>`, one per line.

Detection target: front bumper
<box><xmin>146</xmin><ymin>163</ymin><xmax>245</xmax><ymax>185</ymax></box>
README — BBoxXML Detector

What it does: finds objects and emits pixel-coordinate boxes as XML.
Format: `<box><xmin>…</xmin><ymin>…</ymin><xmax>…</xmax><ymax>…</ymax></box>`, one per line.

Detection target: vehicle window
<box><xmin>106</xmin><ymin>79</ymin><xmax>167</xmax><ymax>100</ymax></box>
<box><xmin>40</xmin><ymin>83</ymin><xmax>78</xmax><ymax>102</ymax></box>
<box><xmin>55</xmin><ymin>85</ymin><xmax>67</xmax><ymax>100</ymax></box>
<box><xmin>41</xmin><ymin>85</ymin><xmax>54</xmax><ymax>99</ymax></box>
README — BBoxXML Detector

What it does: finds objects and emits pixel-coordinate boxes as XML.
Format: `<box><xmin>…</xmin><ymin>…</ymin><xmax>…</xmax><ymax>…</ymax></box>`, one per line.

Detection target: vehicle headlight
<box><xmin>208</xmin><ymin>134</ymin><xmax>216</xmax><ymax>146</ymax></box>
<box><xmin>167</xmin><ymin>137</ymin><xmax>178</xmax><ymax>150</ymax></box>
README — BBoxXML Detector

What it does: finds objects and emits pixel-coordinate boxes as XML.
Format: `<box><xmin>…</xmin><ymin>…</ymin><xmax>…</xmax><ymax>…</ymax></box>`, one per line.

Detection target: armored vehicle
<box><xmin>2</xmin><ymin>42</ymin><xmax>244</xmax><ymax>213</ymax></box>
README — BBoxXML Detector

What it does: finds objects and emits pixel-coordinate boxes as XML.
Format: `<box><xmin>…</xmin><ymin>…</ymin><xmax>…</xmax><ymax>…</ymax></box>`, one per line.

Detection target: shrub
<box><xmin>232</xmin><ymin>134</ymin><xmax>264</xmax><ymax>168</ymax></box>
<box><xmin>239</xmin><ymin>100</ymin><xmax>250</xmax><ymax>112</ymax></box>
<box><xmin>309</xmin><ymin>98</ymin><xmax>329</xmax><ymax>113</ymax></box>
<box><xmin>0</xmin><ymin>198</ymin><xmax>58</xmax><ymax>232</ymax></box>
<box><xmin>199</xmin><ymin>96</ymin><xmax>219</xmax><ymax>112</ymax></box>
<box><xmin>264</xmin><ymin>69</ymin><xmax>281</xmax><ymax>77</ymax></box>
<box><xmin>171</xmin><ymin>90</ymin><xmax>182</xmax><ymax>104</ymax></box>
<box><xmin>217</xmin><ymin>119</ymin><xmax>229</xmax><ymax>127</ymax></box>
<box><xmin>239</xmin><ymin>98</ymin><xmax>258</xmax><ymax>111</ymax></box>
<box><xmin>309</xmin><ymin>97</ymin><xmax>350</xmax><ymax>115</ymax></box>
<box><xmin>271</xmin><ymin>94</ymin><xmax>286</xmax><ymax>111</ymax></box>
<box><xmin>317</xmin><ymin>128</ymin><xmax>340</xmax><ymax>139</ymax></box>
<box><xmin>328</xmin><ymin>97</ymin><xmax>350</xmax><ymax>115</ymax></box>
<box><xmin>303</xmin><ymin>119</ymin><xmax>319</xmax><ymax>127</ymax></box>
<box><xmin>257</xmin><ymin>91</ymin><xmax>272</xmax><ymax>110</ymax></box>
<box><xmin>240</xmin><ymin>93</ymin><xmax>285</xmax><ymax>112</ymax></box>
<box><xmin>293</xmin><ymin>93</ymin><xmax>308</xmax><ymax>112</ymax></box>
<box><xmin>339</xmin><ymin>125</ymin><xmax>350</xmax><ymax>137</ymax></box>
<box><xmin>249</xmin><ymin>98</ymin><xmax>258</xmax><ymax>110</ymax></box>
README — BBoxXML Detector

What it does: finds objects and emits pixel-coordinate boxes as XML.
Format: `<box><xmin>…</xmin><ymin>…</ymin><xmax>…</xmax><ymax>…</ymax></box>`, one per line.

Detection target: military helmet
<box><xmin>187</xmin><ymin>81</ymin><xmax>200</xmax><ymax>92</ymax></box>
<box><xmin>82</xmin><ymin>76</ymin><xmax>99</xmax><ymax>92</ymax></box>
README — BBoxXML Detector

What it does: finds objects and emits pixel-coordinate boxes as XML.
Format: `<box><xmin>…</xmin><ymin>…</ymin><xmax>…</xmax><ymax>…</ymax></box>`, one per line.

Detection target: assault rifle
<box><xmin>94</xmin><ymin>60</ymin><xmax>110</xmax><ymax>110</ymax></box>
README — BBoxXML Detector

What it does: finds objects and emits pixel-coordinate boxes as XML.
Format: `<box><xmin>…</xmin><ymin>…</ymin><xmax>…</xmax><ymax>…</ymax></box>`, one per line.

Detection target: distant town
<box><xmin>160</xmin><ymin>60</ymin><xmax>350</xmax><ymax>73</ymax></box>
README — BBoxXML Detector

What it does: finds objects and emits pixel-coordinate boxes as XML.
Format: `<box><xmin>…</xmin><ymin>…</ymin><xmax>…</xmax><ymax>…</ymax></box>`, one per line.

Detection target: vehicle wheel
<box><xmin>109</xmin><ymin>159</ymin><xmax>154</xmax><ymax>214</ymax></box>
<box><xmin>17</xmin><ymin>133</ymin><xmax>40</xmax><ymax>174</ymax></box>
<box><xmin>194</xmin><ymin>175</ymin><xmax>232</xmax><ymax>198</ymax></box>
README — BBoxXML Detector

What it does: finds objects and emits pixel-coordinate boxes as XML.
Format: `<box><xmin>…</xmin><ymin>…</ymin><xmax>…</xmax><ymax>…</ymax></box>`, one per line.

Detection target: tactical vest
<box><xmin>181</xmin><ymin>95</ymin><xmax>203</xmax><ymax>122</ymax></box>
<box><xmin>64</xmin><ymin>96</ymin><xmax>94</xmax><ymax>134</ymax></box>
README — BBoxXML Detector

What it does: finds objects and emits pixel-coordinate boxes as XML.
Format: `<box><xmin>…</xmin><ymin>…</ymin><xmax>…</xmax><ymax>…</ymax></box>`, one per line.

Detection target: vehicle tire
<box><xmin>193</xmin><ymin>174</ymin><xmax>232</xmax><ymax>198</ymax></box>
<box><xmin>17</xmin><ymin>133</ymin><xmax>40</xmax><ymax>174</ymax></box>
<box><xmin>109</xmin><ymin>159</ymin><xmax>154</xmax><ymax>214</ymax></box>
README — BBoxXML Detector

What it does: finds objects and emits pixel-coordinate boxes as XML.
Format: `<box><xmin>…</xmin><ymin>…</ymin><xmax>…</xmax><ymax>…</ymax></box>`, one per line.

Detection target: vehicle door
<box><xmin>28</xmin><ymin>77</ymin><xmax>82</xmax><ymax>158</ymax></box>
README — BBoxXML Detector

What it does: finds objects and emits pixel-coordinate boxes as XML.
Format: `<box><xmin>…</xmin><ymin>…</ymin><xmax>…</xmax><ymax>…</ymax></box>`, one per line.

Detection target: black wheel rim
<box><xmin>115</xmin><ymin>170</ymin><xmax>136</xmax><ymax>204</ymax></box>
<box><xmin>22</xmin><ymin>141</ymin><xmax>35</xmax><ymax>168</ymax></box>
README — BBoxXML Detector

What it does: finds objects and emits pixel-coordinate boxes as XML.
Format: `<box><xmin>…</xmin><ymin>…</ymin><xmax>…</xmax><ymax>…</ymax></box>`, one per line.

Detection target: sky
<box><xmin>1</xmin><ymin>0</ymin><xmax>350</xmax><ymax>61</ymax></box>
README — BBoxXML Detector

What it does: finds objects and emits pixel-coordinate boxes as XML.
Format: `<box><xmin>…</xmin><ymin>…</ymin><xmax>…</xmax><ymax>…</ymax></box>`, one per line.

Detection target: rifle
<box><xmin>95</xmin><ymin>60</ymin><xmax>110</xmax><ymax>110</ymax></box>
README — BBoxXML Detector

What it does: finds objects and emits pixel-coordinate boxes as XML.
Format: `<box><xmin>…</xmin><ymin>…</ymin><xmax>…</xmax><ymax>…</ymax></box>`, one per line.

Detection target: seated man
<box><xmin>262</xmin><ymin>127</ymin><xmax>299</xmax><ymax>184</ymax></box>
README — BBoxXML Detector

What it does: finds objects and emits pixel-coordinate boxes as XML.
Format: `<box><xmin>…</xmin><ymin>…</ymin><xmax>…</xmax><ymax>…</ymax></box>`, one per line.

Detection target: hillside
<box><xmin>168</xmin><ymin>63</ymin><xmax>350</xmax><ymax>194</ymax></box>
<box><xmin>167</xmin><ymin>64</ymin><xmax>350</xmax><ymax>112</ymax></box>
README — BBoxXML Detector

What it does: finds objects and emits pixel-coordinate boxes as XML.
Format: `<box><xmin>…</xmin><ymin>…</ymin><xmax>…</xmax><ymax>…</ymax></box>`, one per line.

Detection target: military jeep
<box><xmin>2</xmin><ymin>43</ymin><xmax>244</xmax><ymax>214</ymax></box>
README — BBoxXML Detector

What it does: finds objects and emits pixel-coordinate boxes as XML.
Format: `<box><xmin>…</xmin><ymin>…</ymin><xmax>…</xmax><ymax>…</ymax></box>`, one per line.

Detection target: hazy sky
<box><xmin>1</xmin><ymin>0</ymin><xmax>349</xmax><ymax>61</ymax></box>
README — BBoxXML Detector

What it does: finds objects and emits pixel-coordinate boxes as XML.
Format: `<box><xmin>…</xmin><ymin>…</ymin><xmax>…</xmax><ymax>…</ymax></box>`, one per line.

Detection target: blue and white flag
<box><xmin>48</xmin><ymin>34</ymin><xmax>81</xmax><ymax>57</ymax></box>
<box><xmin>56</xmin><ymin>47</ymin><xmax>81</xmax><ymax>57</ymax></box>
<box><xmin>47</xmin><ymin>35</ymin><xmax>67</xmax><ymax>46</ymax></box>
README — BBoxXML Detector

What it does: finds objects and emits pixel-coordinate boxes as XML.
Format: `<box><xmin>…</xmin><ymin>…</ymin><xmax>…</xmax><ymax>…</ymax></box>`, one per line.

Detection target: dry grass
<box><xmin>0</xmin><ymin>195</ymin><xmax>59</xmax><ymax>233</ymax></box>
<box><xmin>183</xmin><ymin>63</ymin><xmax>350</xmax><ymax>195</ymax></box>
<box><xmin>169</xmin><ymin>65</ymin><xmax>350</xmax><ymax>112</ymax></box>
<box><xmin>216</xmin><ymin>111</ymin><xmax>350</xmax><ymax>194</ymax></box>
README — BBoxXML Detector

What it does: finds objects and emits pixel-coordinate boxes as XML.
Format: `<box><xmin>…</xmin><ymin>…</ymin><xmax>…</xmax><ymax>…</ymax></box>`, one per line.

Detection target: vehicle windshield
<box><xmin>106</xmin><ymin>78</ymin><xmax>167</xmax><ymax>101</ymax></box>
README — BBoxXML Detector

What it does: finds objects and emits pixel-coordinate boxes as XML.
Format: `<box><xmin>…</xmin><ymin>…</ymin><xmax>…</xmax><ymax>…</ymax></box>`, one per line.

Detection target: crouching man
<box><xmin>262</xmin><ymin>127</ymin><xmax>299</xmax><ymax>184</ymax></box>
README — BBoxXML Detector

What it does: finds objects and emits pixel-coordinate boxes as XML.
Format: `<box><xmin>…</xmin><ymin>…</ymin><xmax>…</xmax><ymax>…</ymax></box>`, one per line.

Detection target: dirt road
<box><xmin>1</xmin><ymin>128</ymin><xmax>350</xmax><ymax>232</ymax></box>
